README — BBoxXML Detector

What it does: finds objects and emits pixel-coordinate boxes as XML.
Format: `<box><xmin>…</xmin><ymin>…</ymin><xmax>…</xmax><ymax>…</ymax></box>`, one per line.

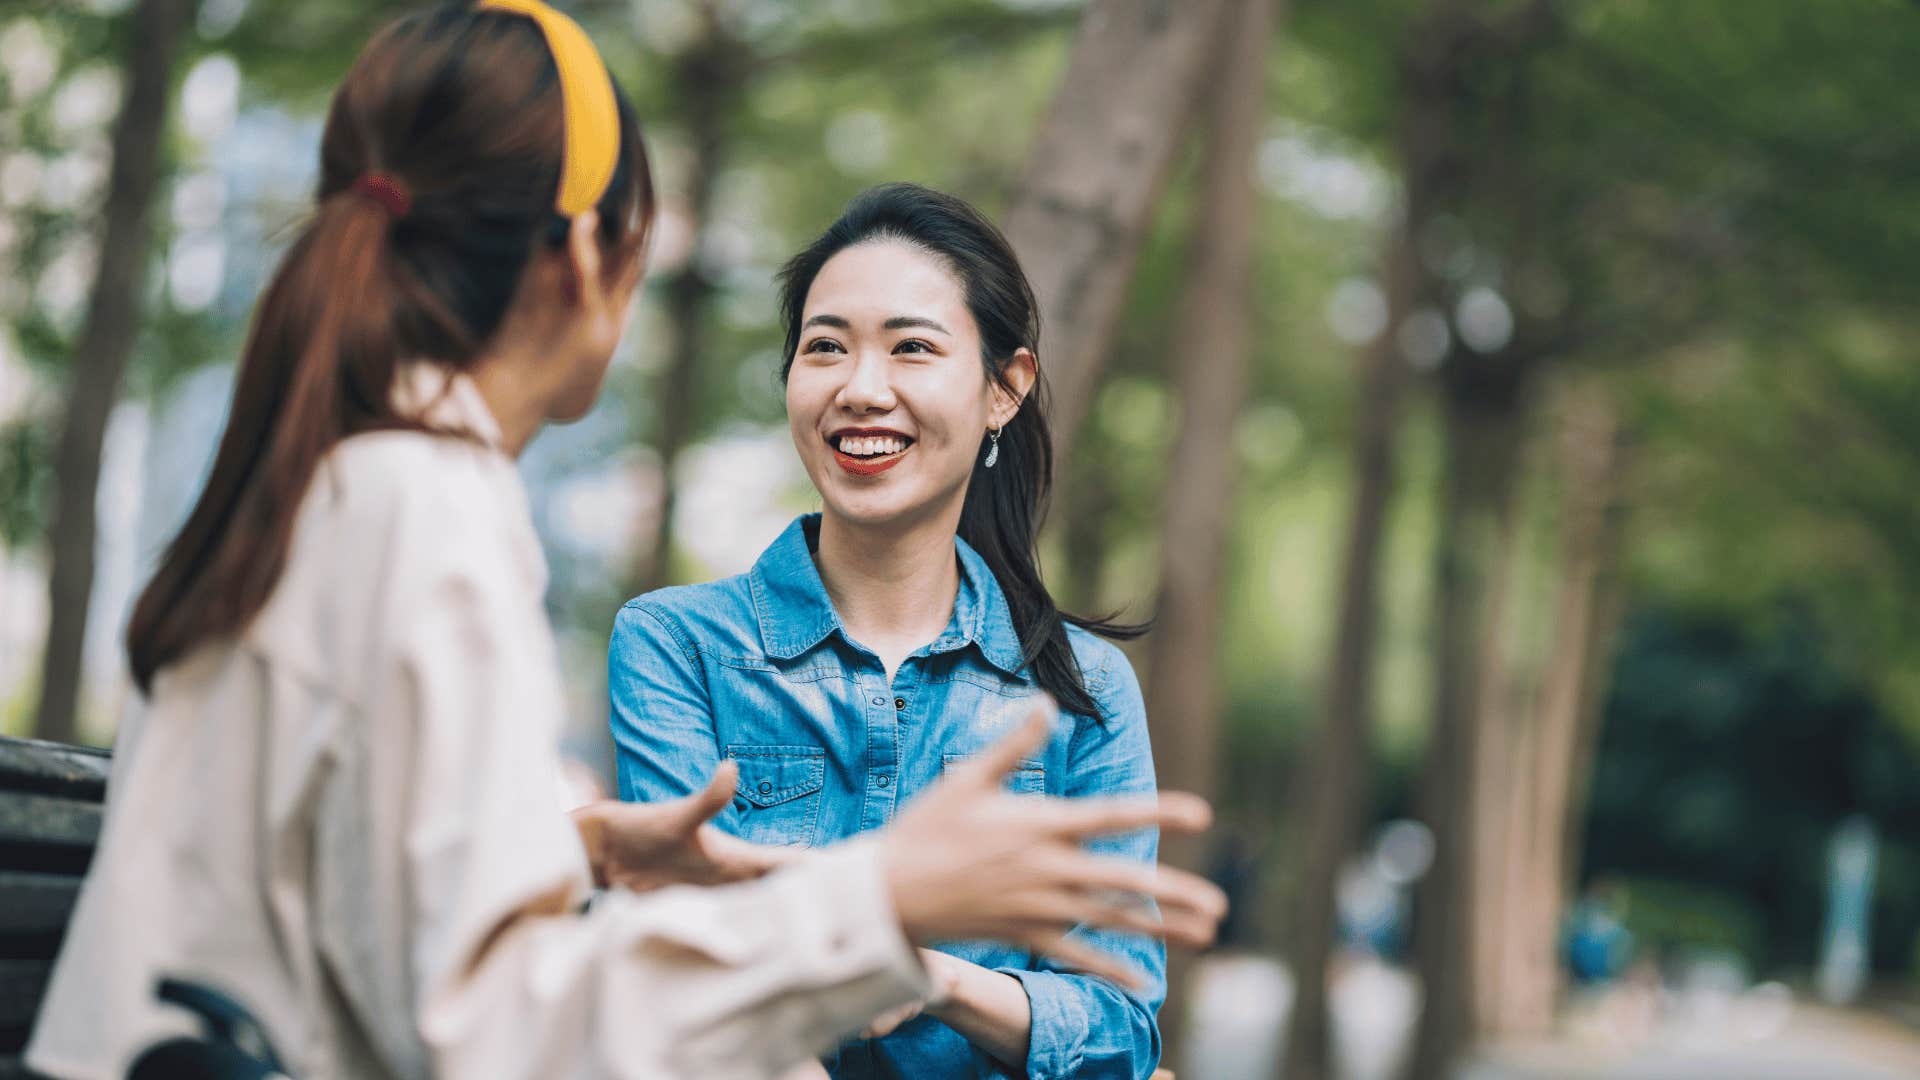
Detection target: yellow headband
<box><xmin>479</xmin><ymin>0</ymin><xmax>619</xmax><ymax>217</ymax></box>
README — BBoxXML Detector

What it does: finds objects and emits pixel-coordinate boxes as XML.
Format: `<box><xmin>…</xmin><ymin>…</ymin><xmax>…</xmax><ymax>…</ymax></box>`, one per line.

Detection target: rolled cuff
<box><xmin>999</xmin><ymin>967</ymin><xmax>1087</xmax><ymax>1080</ymax></box>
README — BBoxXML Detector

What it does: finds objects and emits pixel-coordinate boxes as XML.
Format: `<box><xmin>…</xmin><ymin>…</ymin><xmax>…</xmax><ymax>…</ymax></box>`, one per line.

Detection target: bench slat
<box><xmin>0</xmin><ymin>739</ymin><xmax>103</xmax><ymax>1068</ymax></box>
<box><xmin>0</xmin><ymin>1054</ymin><xmax>48</xmax><ymax>1078</ymax></box>
<box><xmin>0</xmin><ymin>739</ymin><xmax>109</xmax><ymax>802</ymax></box>
<box><xmin>0</xmin><ymin>795</ymin><xmax>100</xmax><ymax>856</ymax></box>
<box><xmin>0</xmin><ymin>873</ymin><xmax>81</xmax><ymax>939</ymax></box>
<box><xmin>0</xmin><ymin>959</ymin><xmax>52</xmax><ymax>1044</ymax></box>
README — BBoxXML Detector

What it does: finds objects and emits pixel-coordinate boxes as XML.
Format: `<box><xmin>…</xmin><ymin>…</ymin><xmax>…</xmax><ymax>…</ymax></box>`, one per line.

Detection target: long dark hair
<box><xmin>126</xmin><ymin>2</ymin><xmax>654</xmax><ymax>693</ymax></box>
<box><xmin>776</xmin><ymin>183</ymin><xmax>1144</xmax><ymax>718</ymax></box>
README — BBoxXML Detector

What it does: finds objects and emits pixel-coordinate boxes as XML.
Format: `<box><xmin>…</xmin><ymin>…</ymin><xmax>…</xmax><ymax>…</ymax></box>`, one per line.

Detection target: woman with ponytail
<box><xmin>609</xmin><ymin>184</ymin><xmax>1167</xmax><ymax>1079</ymax></box>
<box><xmin>28</xmin><ymin>14</ymin><xmax>1223</xmax><ymax>1080</ymax></box>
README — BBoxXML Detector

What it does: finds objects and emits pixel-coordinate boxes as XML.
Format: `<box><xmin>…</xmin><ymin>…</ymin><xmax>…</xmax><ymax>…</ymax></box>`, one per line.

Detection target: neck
<box><xmin>814</xmin><ymin>507</ymin><xmax>964</xmax><ymax>656</ymax></box>
<box><xmin>467</xmin><ymin>346</ymin><xmax>550</xmax><ymax>457</ymax></box>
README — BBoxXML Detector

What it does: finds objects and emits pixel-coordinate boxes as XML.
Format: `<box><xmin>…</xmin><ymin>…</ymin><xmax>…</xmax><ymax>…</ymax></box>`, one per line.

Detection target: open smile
<box><xmin>828</xmin><ymin>428</ymin><xmax>915</xmax><ymax>477</ymax></box>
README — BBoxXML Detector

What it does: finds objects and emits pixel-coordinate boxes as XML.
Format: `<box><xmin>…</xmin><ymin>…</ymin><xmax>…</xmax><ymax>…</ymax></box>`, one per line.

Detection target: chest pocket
<box><xmin>942</xmin><ymin>753</ymin><xmax>1047</xmax><ymax>795</ymax></box>
<box><xmin>726</xmin><ymin>745</ymin><xmax>825</xmax><ymax>848</ymax></box>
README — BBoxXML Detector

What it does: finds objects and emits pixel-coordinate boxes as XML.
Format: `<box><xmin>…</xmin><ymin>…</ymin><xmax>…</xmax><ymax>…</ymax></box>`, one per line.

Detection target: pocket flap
<box><xmin>726</xmin><ymin>745</ymin><xmax>826</xmax><ymax>808</ymax></box>
<box><xmin>942</xmin><ymin>753</ymin><xmax>1046</xmax><ymax>794</ymax></box>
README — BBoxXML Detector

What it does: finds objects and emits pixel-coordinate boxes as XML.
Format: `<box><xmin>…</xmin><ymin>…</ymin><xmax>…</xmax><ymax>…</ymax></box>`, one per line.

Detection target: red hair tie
<box><xmin>354</xmin><ymin>173</ymin><xmax>412</xmax><ymax>219</ymax></box>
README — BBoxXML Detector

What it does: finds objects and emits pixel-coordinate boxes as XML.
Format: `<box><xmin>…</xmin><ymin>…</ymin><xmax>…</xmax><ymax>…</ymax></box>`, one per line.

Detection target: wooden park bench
<box><xmin>0</xmin><ymin>735</ymin><xmax>110</xmax><ymax>1079</ymax></box>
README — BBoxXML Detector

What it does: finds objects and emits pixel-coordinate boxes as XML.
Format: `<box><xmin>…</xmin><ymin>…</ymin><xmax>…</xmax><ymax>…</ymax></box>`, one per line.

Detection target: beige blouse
<box><xmin>26</xmin><ymin>370</ymin><xmax>928</xmax><ymax>1079</ymax></box>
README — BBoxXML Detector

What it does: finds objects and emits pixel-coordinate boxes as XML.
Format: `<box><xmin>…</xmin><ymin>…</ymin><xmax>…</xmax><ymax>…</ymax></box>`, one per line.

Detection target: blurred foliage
<box><xmin>3</xmin><ymin>0</ymin><xmax>1920</xmax><ymax>981</ymax></box>
<box><xmin>0</xmin><ymin>414</ymin><xmax>49</xmax><ymax>547</ymax></box>
<box><xmin>1608</xmin><ymin>876</ymin><xmax>1766</xmax><ymax>971</ymax></box>
<box><xmin>1584</xmin><ymin>608</ymin><xmax>1920</xmax><ymax>975</ymax></box>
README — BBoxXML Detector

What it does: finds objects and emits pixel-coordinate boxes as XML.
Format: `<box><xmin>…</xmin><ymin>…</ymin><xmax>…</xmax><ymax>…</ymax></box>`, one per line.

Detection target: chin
<box><xmin>822</xmin><ymin>496</ymin><xmax>917</xmax><ymax>531</ymax></box>
<box><xmin>549</xmin><ymin>364</ymin><xmax>612</xmax><ymax>423</ymax></box>
<box><xmin>816</xmin><ymin>472</ymin><xmax>962</xmax><ymax>535</ymax></box>
<box><xmin>546</xmin><ymin>395</ymin><xmax>597</xmax><ymax>424</ymax></box>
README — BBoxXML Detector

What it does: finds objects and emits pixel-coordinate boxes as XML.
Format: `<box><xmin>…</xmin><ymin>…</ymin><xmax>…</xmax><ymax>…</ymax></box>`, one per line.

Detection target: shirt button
<box><xmin>894</xmin><ymin>697</ymin><xmax>906</xmax><ymax>710</ymax></box>
<box><xmin>875</xmin><ymin>774</ymin><xmax>892</xmax><ymax>788</ymax></box>
<box><xmin>758</xmin><ymin>781</ymin><xmax>772</xmax><ymax>795</ymax></box>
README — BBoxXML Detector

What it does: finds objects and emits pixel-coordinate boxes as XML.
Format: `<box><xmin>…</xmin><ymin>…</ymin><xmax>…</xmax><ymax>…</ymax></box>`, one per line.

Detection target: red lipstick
<box><xmin>828</xmin><ymin>427</ymin><xmax>913</xmax><ymax>477</ymax></box>
<box><xmin>834</xmin><ymin>450</ymin><xmax>906</xmax><ymax>476</ymax></box>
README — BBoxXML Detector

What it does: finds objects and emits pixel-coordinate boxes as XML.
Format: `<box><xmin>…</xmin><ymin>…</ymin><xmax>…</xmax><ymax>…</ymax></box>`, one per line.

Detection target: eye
<box><xmin>803</xmin><ymin>338</ymin><xmax>846</xmax><ymax>355</ymax></box>
<box><xmin>894</xmin><ymin>339</ymin><xmax>935</xmax><ymax>355</ymax></box>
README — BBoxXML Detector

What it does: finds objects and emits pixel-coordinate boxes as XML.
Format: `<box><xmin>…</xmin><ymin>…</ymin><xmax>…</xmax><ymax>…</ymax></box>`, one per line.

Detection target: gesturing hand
<box><xmin>571</xmin><ymin>763</ymin><xmax>800</xmax><ymax>893</ymax></box>
<box><xmin>858</xmin><ymin>949</ymin><xmax>962</xmax><ymax>1040</ymax></box>
<box><xmin>879</xmin><ymin>697</ymin><xmax>1228</xmax><ymax>990</ymax></box>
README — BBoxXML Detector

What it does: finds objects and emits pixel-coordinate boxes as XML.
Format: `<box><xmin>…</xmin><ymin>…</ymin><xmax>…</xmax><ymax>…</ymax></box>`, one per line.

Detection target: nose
<box><xmin>833</xmin><ymin>348</ymin><xmax>897</xmax><ymax>415</ymax></box>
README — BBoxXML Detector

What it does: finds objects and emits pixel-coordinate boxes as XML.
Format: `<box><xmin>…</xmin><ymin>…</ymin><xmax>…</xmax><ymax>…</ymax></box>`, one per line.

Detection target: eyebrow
<box><xmin>883</xmin><ymin>316</ymin><xmax>951</xmax><ymax>335</ymax></box>
<box><xmin>800</xmin><ymin>314</ymin><xmax>952</xmax><ymax>336</ymax></box>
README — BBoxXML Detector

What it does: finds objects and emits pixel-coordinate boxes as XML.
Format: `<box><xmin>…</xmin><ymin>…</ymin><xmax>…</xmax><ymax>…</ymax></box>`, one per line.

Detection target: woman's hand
<box><xmin>857</xmin><ymin>998</ymin><xmax>924</xmax><ymax>1041</ymax></box>
<box><xmin>859</xmin><ymin>948</ymin><xmax>963</xmax><ymax>1039</ymax></box>
<box><xmin>571</xmin><ymin>763</ymin><xmax>799</xmax><ymax>892</ymax></box>
<box><xmin>862</xmin><ymin>950</ymin><xmax>1033</xmax><ymax>1071</ymax></box>
<box><xmin>879</xmin><ymin>698</ymin><xmax>1227</xmax><ymax>989</ymax></box>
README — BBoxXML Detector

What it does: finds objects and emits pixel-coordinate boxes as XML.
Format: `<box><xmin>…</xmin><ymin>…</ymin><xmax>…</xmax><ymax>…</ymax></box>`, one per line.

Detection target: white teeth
<box><xmin>837</xmin><ymin>435</ymin><xmax>908</xmax><ymax>457</ymax></box>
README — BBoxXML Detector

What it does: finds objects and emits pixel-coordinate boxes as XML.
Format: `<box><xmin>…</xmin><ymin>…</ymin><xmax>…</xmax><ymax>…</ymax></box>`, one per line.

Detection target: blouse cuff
<box><xmin>784</xmin><ymin>837</ymin><xmax>934</xmax><ymax>1033</ymax></box>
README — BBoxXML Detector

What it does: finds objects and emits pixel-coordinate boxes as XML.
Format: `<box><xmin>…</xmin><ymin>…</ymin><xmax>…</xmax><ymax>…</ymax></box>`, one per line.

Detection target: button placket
<box><xmin>859</xmin><ymin>677</ymin><xmax>900</xmax><ymax>832</ymax></box>
<box><xmin>871</xmin><ymin>662</ymin><xmax>923</xmax><ymax>826</ymax></box>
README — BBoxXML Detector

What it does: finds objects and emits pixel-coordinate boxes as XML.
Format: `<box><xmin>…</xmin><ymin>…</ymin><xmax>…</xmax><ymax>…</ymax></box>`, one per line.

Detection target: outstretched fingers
<box><xmin>1041</xmin><ymin>852</ymin><xmax>1227</xmax><ymax>948</ymax></box>
<box><xmin>700</xmin><ymin>826</ymin><xmax>802</xmax><ymax>882</ymax></box>
<box><xmin>674</xmin><ymin>760</ymin><xmax>740</xmax><ymax>831</ymax></box>
<box><xmin>1044</xmin><ymin>790</ymin><xmax>1214</xmax><ymax>843</ymax></box>
<box><xmin>1011</xmin><ymin>887</ymin><xmax>1167</xmax><ymax>939</ymax></box>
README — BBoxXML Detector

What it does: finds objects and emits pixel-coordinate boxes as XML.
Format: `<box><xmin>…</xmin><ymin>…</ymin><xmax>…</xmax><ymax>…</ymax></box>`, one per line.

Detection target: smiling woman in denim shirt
<box><xmin>608</xmin><ymin>183</ymin><xmax>1164</xmax><ymax>1079</ymax></box>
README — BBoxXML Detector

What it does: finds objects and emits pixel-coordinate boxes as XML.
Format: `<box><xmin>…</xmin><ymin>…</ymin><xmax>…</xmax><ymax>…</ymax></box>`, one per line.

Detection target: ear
<box><xmin>992</xmin><ymin>347</ymin><xmax>1038</xmax><ymax>427</ymax></box>
<box><xmin>561</xmin><ymin>208</ymin><xmax>603</xmax><ymax>307</ymax></box>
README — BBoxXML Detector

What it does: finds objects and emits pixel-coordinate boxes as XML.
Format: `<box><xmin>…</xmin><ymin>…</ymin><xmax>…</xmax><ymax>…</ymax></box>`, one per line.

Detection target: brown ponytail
<box><xmin>126</xmin><ymin>2</ymin><xmax>653</xmax><ymax>692</ymax></box>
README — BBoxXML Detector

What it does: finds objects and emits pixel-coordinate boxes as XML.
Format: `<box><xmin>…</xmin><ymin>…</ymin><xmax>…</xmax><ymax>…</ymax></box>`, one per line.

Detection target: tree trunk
<box><xmin>1281</xmin><ymin>0</ymin><xmax>1497</xmax><ymax>1066</ymax></box>
<box><xmin>633</xmin><ymin>8</ymin><xmax>738</xmax><ymax>595</ymax></box>
<box><xmin>1057</xmin><ymin>440</ymin><xmax>1120</xmax><ymax>614</ymax></box>
<box><xmin>1141</xmin><ymin>0</ymin><xmax>1275</xmax><ymax>1060</ymax></box>
<box><xmin>1490</xmin><ymin>384</ymin><xmax>1630</xmax><ymax>1037</ymax></box>
<box><xmin>1468</xmin><ymin>421</ymin><xmax>1541</xmax><ymax>1038</ymax></box>
<box><xmin>33</xmin><ymin>0</ymin><xmax>195</xmax><ymax>746</ymax></box>
<box><xmin>1002</xmin><ymin>0</ymin><xmax>1233</xmax><ymax>463</ymax></box>
<box><xmin>1411</xmin><ymin>350</ymin><xmax>1532</xmax><ymax>1078</ymax></box>
<box><xmin>1279</xmin><ymin>225</ymin><xmax>1419</xmax><ymax>1080</ymax></box>
<box><xmin>1145</xmin><ymin>0</ymin><xmax>1276</xmax><ymax>877</ymax></box>
<box><xmin>1400</xmin><ymin>1</ymin><xmax>1559</xmax><ymax>1069</ymax></box>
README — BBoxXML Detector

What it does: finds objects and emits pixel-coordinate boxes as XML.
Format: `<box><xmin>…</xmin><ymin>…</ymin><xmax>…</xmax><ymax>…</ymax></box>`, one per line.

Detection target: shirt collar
<box><xmin>749</xmin><ymin>514</ymin><xmax>1028</xmax><ymax>677</ymax></box>
<box><xmin>390</xmin><ymin>362</ymin><xmax>505</xmax><ymax>450</ymax></box>
<box><xmin>386</xmin><ymin>362</ymin><xmax>544</xmax><ymax>595</ymax></box>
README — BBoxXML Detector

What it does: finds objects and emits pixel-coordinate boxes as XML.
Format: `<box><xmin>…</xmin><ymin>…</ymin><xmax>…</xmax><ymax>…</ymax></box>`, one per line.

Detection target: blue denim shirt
<box><xmin>607</xmin><ymin>514</ymin><xmax>1163</xmax><ymax>1079</ymax></box>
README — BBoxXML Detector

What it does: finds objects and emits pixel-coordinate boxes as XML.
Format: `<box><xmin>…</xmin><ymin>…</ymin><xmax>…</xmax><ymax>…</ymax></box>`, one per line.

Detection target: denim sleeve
<box><xmin>997</xmin><ymin>652</ymin><xmax>1165</xmax><ymax>1080</ymax></box>
<box><xmin>607</xmin><ymin>601</ymin><xmax>730</xmax><ymax>823</ymax></box>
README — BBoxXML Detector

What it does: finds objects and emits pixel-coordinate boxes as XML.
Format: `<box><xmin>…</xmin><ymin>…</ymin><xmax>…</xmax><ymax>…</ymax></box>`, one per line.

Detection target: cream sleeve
<box><xmin>314</xmin><ymin>526</ymin><xmax>929</xmax><ymax>1079</ymax></box>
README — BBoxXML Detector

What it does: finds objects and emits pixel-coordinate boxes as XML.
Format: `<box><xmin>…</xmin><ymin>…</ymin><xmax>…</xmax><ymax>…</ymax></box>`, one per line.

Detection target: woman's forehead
<box><xmin>805</xmin><ymin>240</ymin><xmax>969</xmax><ymax>327</ymax></box>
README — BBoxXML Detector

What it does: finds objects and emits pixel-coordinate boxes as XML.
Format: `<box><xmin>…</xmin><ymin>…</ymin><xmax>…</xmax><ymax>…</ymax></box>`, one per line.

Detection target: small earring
<box><xmin>983</xmin><ymin>425</ymin><xmax>1002</xmax><ymax>469</ymax></box>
